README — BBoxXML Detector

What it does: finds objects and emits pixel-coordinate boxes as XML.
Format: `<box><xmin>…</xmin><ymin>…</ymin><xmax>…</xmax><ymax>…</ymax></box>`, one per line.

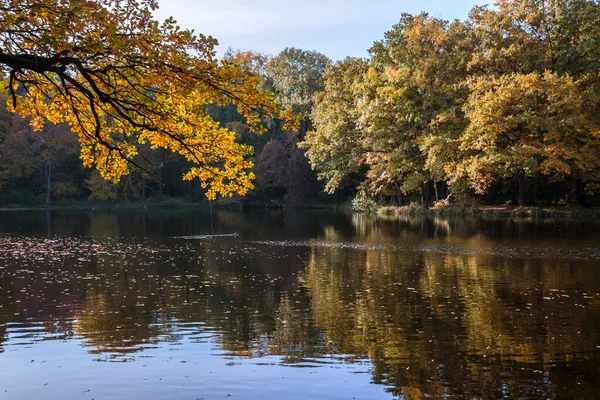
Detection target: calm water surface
<box><xmin>0</xmin><ymin>209</ymin><xmax>599</xmax><ymax>399</ymax></box>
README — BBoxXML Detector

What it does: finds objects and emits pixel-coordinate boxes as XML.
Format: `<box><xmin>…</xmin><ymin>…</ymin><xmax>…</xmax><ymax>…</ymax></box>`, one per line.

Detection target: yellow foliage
<box><xmin>452</xmin><ymin>71</ymin><xmax>600</xmax><ymax>193</ymax></box>
<box><xmin>0</xmin><ymin>0</ymin><xmax>284</xmax><ymax>199</ymax></box>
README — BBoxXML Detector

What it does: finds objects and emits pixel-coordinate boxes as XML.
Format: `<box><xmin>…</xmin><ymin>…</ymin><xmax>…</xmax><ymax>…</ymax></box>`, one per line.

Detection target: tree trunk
<box><xmin>394</xmin><ymin>181</ymin><xmax>404</xmax><ymax>206</ymax></box>
<box><xmin>517</xmin><ymin>172</ymin><xmax>526</xmax><ymax>206</ymax></box>
<box><xmin>576</xmin><ymin>178</ymin><xmax>588</xmax><ymax>207</ymax></box>
<box><xmin>511</xmin><ymin>177</ymin><xmax>518</xmax><ymax>205</ymax></box>
<box><xmin>45</xmin><ymin>208</ymin><xmax>51</xmax><ymax>238</ymax></box>
<box><xmin>298</xmin><ymin>117</ymin><xmax>311</xmax><ymax>140</ymax></box>
<box><xmin>439</xmin><ymin>181</ymin><xmax>448</xmax><ymax>201</ymax></box>
<box><xmin>45</xmin><ymin>164</ymin><xmax>52</xmax><ymax>207</ymax></box>
<box><xmin>158</xmin><ymin>165</ymin><xmax>163</xmax><ymax>196</ymax></box>
<box><xmin>545</xmin><ymin>182</ymin><xmax>552</xmax><ymax>207</ymax></box>
<box><xmin>142</xmin><ymin>175</ymin><xmax>146</xmax><ymax>200</ymax></box>
<box><xmin>568</xmin><ymin>176</ymin><xmax>577</xmax><ymax>205</ymax></box>
<box><xmin>420</xmin><ymin>181</ymin><xmax>430</xmax><ymax>210</ymax></box>
<box><xmin>532</xmin><ymin>175</ymin><xmax>538</xmax><ymax>206</ymax></box>
<box><xmin>434</xmin><ymin>181</ymin><xmax>440</xmax><ymax>202</ymax></box>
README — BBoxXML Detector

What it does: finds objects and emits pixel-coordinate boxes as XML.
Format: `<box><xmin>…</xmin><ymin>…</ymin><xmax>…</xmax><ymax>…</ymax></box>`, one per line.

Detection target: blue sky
<box><xmin>155</xmin><ymin>0</ymin><xmax>490</xmax><ymax>60</ymax></box>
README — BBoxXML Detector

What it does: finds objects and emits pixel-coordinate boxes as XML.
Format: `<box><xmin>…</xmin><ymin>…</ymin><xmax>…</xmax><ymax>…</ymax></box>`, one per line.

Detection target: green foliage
<box><xmin>301</xmin><ymin>58</ymin><xmax>368</xmax><ymax>194</ymax></box>
<box><xmin>85</xmin><ymin>171</ymin><xmax>117</xmax><ymax>201</ymax></box>
<box><xmin>265</xmin><ymin>48</ymin><xmax>330</xmax><ymax>114</ymax></box>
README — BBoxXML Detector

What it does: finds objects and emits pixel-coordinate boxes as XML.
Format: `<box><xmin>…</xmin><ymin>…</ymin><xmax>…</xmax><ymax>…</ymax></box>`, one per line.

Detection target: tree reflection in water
<box><xmin>0</xmin><ymin>209</ymin><xmax>598</xmax><ymax>398</ymax></box>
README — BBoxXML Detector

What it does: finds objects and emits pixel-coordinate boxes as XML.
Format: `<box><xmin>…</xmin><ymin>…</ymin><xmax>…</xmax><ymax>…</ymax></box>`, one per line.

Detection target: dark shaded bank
<box><xmin>3</xmin><ymin>200</ymin><xmax>600</xmax><ymax>222</ymax></box>
<box><xmin>0</xmin><ymin>191</ymin><xmax>354</xmax><ymax>211</ymax></box>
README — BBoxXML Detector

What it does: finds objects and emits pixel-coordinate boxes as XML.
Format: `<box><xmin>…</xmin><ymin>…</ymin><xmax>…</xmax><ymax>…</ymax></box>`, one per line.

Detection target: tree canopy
<box><xmin>264</xmin><ymin>47</ymin><xmax>329</xmax><ymax>115</ymax></box>
<box><xmin>0</xmin><ymin>0</ymin><xmax>281</xmax><ymax>199</ymax></box>
<box><xmin>1</xmin><ymin>0</ymin><xmax>599</xmax><ymax>208</ymax></box>
<box><xmin>302</xmin><ymin>0</ymin><xmax>600</xmax><ymax>207</ymax></box>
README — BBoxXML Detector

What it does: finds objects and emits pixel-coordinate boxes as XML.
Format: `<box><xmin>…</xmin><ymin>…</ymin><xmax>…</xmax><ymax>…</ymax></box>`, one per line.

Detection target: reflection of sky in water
<box><xmin>0</xmin><ymin>209</ymin><xmax>599</xmax><ymax>399</ymax></box>
<box><xmin>1</xmin><ymin>336</ymin><xmax>384</xmax><ymax>400</ymax></box>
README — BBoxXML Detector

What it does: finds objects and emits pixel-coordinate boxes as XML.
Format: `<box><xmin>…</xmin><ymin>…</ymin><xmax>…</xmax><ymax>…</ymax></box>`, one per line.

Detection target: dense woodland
<box><xmin>1</xmin><ymin>0</ymin><xmax>599</xmax><ymax>208</ymax></box>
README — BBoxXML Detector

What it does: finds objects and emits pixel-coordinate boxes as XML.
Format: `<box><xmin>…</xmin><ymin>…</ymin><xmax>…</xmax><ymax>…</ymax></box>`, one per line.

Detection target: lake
<box><xmin>0</xmin><ymin>209</ymin><xmax>599</xmax><ymax>399</ymax></box>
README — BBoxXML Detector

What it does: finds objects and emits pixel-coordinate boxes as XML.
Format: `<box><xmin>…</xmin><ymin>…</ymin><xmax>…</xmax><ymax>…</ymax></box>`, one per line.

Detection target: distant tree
<box><xmin>245</xmin><ymin>48</ymin><xmax>331</xmax><ymax>206</ymax></box>
<box><xmin>254</xmin><ymin>132</ymin><xmax>319</xmax><ymax>207</ymax></box>
<box><xmin>265</xmin><ymin>48</ymin><xmax>330</xmax><ymax>116</ymax></box>
<box><xmin>223</xmin><ymin>49</ymin><xmax>270</xmax><ymax>80</ymax></box>
<box><xmin>85</xmin><ymin>171</ymin><xmax>117</xmax><ymax>201</ymax></box>
<box><xmin>38</xmin><ymin>121</ymin><xmax>81</xmax><ymax>206</ymax></box>
<box><xmin>0</xmin><ymin>114</ymin><xmax>82</xmax><ymax>205</ymax></box>
<box><xmin>0</xmin><ymin>116</ymin><xmax>37</xmax><ymax>192</ymax></box>
<box><xmin>255</xmin><ymin>139</ymin><xmax>288</xmax><ymax>199</ymax></box>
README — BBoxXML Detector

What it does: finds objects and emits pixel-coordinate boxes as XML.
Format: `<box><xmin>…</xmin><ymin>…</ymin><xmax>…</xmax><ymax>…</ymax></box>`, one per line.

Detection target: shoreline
<box><xmin>376</xmin><ymin>204</ymin><xmax>600</xmax><ymax>220</ymax></box>
<box><xmin>0</xmin><ymin>199</ymin><xmax>350</xmax><ymax>212</ymax></box>
<box><xmin>1</xmin><ymin>201</ymin><xmax>599</xmax><ymax>220</ymax></box>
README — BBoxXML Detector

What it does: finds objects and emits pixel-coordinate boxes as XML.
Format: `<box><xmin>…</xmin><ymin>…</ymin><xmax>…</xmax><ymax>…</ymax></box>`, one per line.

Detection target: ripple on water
<box><xmin>250</xmin><ymin>239</ymin><xmax>600</xmax><ymax>260</ymax></box>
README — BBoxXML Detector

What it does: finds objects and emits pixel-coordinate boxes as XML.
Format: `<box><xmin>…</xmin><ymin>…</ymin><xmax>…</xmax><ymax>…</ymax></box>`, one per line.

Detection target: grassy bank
<box><xmin>376</xmin><ymin>204</ymin><xmax>600</xmax><ymax>220</ymax></box>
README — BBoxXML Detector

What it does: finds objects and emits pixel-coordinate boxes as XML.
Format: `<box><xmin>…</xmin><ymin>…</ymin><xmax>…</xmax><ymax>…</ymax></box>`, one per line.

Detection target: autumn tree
<box><xmin>0</xmin><ymin>0</ymin><xmax>282</xmax><ymax>199</ymax></box>
<box><xmin>223</xmin><ymin>48</ymin><xmax>270</xmax><ymax>82</ymax></box>
<box><xmin>456</xmin><ymin>72</ymin><xmax>600</xmax><ymax>205</ymax></box>
<box><xmin>457</xmin><ymin>0</ymin><xmax>600</xmax><ymax>204</ymax></box>
<box><xmin>301</xmin><ymin>58</ymin><xmax>369</xmax><ymax>195</ymax></box>
<box><xmin>468</xmin><ymin>0</ymin><xmax>600</xmax><ymax>77</ymax></box>
<box><xmin>301</xmin><ymin>15</ymin><xmax>471</xmax><ymax>207</ymax></box>
<box><xmin>355</xmin><ymin>14</ymin><xmax>468</xmax><ymax>207</ymax></box>
<box><xmin>305</xmin><ymin>3</ymin><xmax>600</xmax><ymax>208</ymax></box>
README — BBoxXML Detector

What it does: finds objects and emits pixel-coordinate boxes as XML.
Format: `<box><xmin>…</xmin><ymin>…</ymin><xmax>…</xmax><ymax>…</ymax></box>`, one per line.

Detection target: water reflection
<box><xmin>0</xmin><ymin>209</ymin><xmax>599</xmax><ymax>399</ymax></box>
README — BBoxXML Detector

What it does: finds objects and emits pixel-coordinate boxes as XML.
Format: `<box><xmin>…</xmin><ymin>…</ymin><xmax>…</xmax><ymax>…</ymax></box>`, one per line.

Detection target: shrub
<box><xmin>352</xmin><ymin>190</ymin><xmax>377</xmax><ymax>212</ymax></box>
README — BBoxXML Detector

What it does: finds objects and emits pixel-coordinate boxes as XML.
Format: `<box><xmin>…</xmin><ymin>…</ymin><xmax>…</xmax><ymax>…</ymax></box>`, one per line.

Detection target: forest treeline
<box><xmin>303</xmin><ymin>0</ymin><xmax>600</xmax><ymax>209</ymax></box>
<box><xmin>0</xmin><ymin>48</ymin><xmax>332</xmax><ymax>208</ymax></box>
<box><xmin>1</xmin><ymin>0</ymin><xmax>599</xmax><ymax>208</ymax></box>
